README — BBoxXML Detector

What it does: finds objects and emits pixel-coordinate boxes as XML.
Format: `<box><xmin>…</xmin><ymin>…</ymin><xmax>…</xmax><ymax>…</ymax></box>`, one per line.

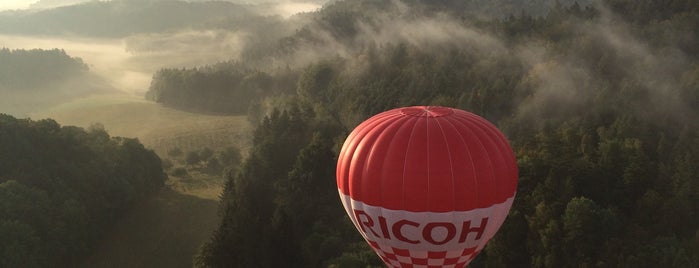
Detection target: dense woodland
<box><xmin>177</xmin><ymin>0</ymin><xmax>699</xmax><ymax>267</ymax></box>
<box><xmin>0</xmin><ymin>0</ymin><xmax>697</xmax><ymax>267</ymax></box>
<box><xmin>0</xmin><ymin>116</ymin><xmax>166</xmax><ymax>267</ymax></box>
<box><xmin>147</xmin><ymin>65</ymin><xmax>298</xmax><ymax>114</ymax></box>
<box><xmin>0</xmin><ymin>48</ymin><xmax>87</xmax><ymax>90</ymax></box>
<box><xmin>0</xmin><ymin>48</ymin><xmax>110</xmax><ymax>117</ymax></box>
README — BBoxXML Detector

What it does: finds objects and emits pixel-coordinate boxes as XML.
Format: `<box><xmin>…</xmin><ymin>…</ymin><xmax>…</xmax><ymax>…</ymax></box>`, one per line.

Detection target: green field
<box><xmin>79</xmin><ymin>188</ymin><xmax>219</xmax><ymax>268</ymax></box>
<box><xmin>33</xmin><ymin>93</ymin><xmax>252</xmax><ymax>156</ymax></box>
<box><xmin>32</xmin><ymin>93</ymin><xmax>250</xmax><ymax>267</ymax></box>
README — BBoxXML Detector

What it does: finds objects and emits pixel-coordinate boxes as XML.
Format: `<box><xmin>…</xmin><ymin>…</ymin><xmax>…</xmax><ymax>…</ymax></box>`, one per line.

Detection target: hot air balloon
<box><xmin>336</xmin><ymin>106</ymin><xmax>518</xmax><ymax>268</ymax></box>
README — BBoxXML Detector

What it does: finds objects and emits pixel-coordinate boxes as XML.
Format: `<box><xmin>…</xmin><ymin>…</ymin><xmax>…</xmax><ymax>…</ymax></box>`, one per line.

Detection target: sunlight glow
<box><xmin>0</xmin><ymin>0</ymin><xmax>35</xmax><ymax>11</ymax></box>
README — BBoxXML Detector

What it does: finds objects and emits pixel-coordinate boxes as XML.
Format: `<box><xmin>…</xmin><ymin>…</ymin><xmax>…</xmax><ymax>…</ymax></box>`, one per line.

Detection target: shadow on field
<box><xmin>81</xmin><ymin>188</ymin><xmax>219</xmax><ymax>268</ymax></box>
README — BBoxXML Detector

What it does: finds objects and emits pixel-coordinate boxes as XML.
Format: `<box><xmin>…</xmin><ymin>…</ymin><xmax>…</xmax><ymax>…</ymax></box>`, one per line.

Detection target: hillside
<box><xmin>0</xmin><ymin>114</ymin><xmax>166</xmax><ymax>268</ymax></box>
<box><xmin>30</xmin><ymin>93</ymin><xmax>250</xmax><ymax>268</ymax></box>
<box><xmin>34</xmin><ymin>93</ymin><xmax>251</xmax><ymax>199</ymax></box>
<box><xmin>0</xmin><ymin>48</ymin><xmax>113</xmax><ymax>117</ymax></box>
<box><xmin>0</xmin><ymin>1</ymin><xmax>257</xmax><ymax>37</ymax></box>
<box><xmin>1</xmin><ymin>0</ymin><xmax>697</xmax><ymax>267</ymax></box>
<box><xmin>79</xmin><ymin>188</ymin><xmax>219</xmax><ymax>268</ymax></box>
<box><xmin>191</xmin><ymin>0</ymin><xmax>699</xmax><ymax>267</ymax></box>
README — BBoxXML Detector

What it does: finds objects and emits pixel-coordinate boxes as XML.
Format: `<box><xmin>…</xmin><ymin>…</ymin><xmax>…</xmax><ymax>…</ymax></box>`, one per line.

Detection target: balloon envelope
<box><xmin>336</xmin><ymin>106</ymin><xmax>518</xmax><ymax>267</ymax></box>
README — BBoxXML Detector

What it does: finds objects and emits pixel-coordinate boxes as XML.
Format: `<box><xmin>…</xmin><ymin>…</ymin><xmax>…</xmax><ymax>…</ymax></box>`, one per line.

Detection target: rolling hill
<box><xmin>29</xmin><ymin>93</ymin><xmax>251</xmax><ymax>267</ymax></box>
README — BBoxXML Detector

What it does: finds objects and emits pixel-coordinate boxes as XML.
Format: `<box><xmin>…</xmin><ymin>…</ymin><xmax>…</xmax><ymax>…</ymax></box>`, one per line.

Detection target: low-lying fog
<box><xmin>0</xmin><ymin>1</ymin><xmax>323</xmax><ymax>95</ymax></box>
<box><xmin>2</xmin><ymin>32</ymin><xmax>247</xmax><ymax>94</ymax></box>
<box><xmin>2</xmin><ymin>35</ymin><xmax>149</xmax><ymax>94</ymax></box>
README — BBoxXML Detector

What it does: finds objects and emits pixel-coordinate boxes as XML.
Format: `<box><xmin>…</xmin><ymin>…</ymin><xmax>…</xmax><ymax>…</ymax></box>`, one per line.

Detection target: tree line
<box><xmin>0</xmin><ymin>115</ymin><xmax>167</xmax><ymax>267</ymax></box>
<box><xmin>0</xmin><ymin>48</ymin><xmax>88</xmax><ymax>90</ymax></box>
<box><xmin>146</xmin><ymin>64</ymin><xmax>298</xmax><ymax>114</ymax></box>
<box><xmin>147</xmin><ymin>0</ymin><xmax>698</xmax><ymax>267</ymax></box>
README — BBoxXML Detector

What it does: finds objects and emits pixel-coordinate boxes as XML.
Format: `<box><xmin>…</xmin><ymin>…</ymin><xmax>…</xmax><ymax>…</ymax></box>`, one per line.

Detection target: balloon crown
<box><xmin>399</xmin><ymin>106</ymin><xmax>454</xmax><ymax>117</ymax></box>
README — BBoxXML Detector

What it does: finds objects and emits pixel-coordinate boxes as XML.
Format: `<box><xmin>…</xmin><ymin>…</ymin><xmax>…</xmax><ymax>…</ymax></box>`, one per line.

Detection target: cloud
<box><xmin>0</xmin><ymin>30</ymin><xmax>241</xmax><ymax>95</ymax></box>
<box><xmin>515</xmin><ymin>59</ymin><xmax>595</xmax><ymax>121</ymax></box>
<box><xmin>29</xmin><ymin>0</ymin><xmax>93</xmax><ymax>10</ymax></box>
<box><xmin>124</xmin><ymin>30</ymin><xmax>245</xmax><ymax>64</ymax></box>
<box><xmin>358</xmin><ymin>14</ymin><xmax>506</xmax><ymax>54</ymax></box>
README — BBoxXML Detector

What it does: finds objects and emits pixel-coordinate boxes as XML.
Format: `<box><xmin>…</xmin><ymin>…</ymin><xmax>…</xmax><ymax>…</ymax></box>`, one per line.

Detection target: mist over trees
<box><xmin>0</xmin><ymin>48</ymin><xmax>88</xmax><ymax>89</ymax></box>
<box><xmin>186</xmin><ymin>0</ymin><xmax>699</xmax><ymax>267</ymax></box>
<box><xmin>0</xmin><ymin>1</ymin><xmax>260</xmax><ymax>37</ymax></box>
<box><xmin>0</xmin><ymin>0</ymin><xmax>697</xmax><ymax>267</ymax></box>
<box><xmin>0</xmin><ymin>115</ymin><xmax>166</xmax><ymax>267</ymax></box>
<box><xmin>0</xmin><ymin>48</ymin><xmax>113</xmax><ymax>116</ymax></box>
<box><xmin>146</xmin><ymin>64</ymin><xmax>298</xmax><ymax>114</ymax></box>
<box><xmin>0</xmin><ymin>0</ymin><xmax>313</xmax><ymax>97</ymax></box>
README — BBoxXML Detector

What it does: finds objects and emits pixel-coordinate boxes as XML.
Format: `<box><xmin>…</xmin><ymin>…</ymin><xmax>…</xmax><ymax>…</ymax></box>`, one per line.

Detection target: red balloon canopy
<box><xmin>336</xmin><ymin>106</ymin><xmax>518</xmax><ymax>268</ymax></box>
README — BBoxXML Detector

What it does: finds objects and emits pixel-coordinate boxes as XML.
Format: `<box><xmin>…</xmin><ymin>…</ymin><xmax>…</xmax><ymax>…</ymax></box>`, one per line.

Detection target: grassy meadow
<box><xmin>32</xmin><ymin>93</ymin><xmax>252</xmax><ymax>156</ymax></box>
<box><xmin>79</xmin><ymin>188</ymin><xmax>220</xmax><ymax>268</ymax></box>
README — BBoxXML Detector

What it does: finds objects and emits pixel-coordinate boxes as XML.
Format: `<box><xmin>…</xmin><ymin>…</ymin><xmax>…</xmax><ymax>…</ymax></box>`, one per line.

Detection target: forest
<box><xmin>166</xmin><ymin>0</ymin><xmax>697</xmax><ymax>267</ymax></box>
<box><xmin>0</xmin><ymin>115</ymin><xmax>166</xmax><ymax>267</ymax></box>
<box><xmin>0</xmin><ymin>48</ymin><xmax>113</xmax><ymax>117</ymax></box>
<box><xmin>0</xmin><ymin>48</ymin><xmax>88</xmax><ymax>90</ymax></box>
<box><xmin>0</xmin><ymin>0</ymin><xmax>697</xmax><ymax>267</ymax></box>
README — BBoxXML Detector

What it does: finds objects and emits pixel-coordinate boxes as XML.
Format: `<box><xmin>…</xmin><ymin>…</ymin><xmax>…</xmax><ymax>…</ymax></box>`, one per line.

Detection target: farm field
<box><xmin>79</xmin><ymin>188</ymin><xmax>219</xmax><ymax>268</ymax></box>
<box><xmin>32</xmin><ymin>93</ymin><xmax>252</xmax><ymax>156</ymax></box>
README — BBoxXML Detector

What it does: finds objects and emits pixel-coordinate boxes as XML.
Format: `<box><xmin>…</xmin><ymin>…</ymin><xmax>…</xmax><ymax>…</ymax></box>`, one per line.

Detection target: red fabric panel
<box><xmin>337</xmin><ymin>106</ymin><xmax>517</xmax><ymax>212</ymax></box>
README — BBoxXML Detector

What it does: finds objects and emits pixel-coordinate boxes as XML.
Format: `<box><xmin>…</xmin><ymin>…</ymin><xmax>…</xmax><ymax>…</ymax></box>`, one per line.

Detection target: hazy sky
<box><xmin>0</xmin><ymin>0</ymin><xmax>96</xmax><ymax>11</ymax></box>
<box><xmin>0</xmin><ymin>0</ymin><xmax>324</xmax><ymax>12</ymax></box>
<box><xmin>0</xmin><ymin>1</ymin><xmax>34</xmax><ymax>10</ymax></box>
